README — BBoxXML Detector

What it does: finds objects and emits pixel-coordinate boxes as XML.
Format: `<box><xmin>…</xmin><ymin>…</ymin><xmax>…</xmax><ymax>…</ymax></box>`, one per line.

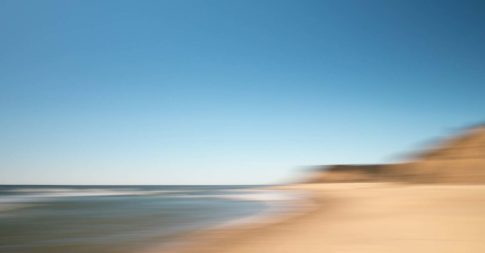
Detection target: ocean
<box><xmin>0</xmin><ymin>185</ymin><xmax>295</xmax><ymax>253</ymax></box>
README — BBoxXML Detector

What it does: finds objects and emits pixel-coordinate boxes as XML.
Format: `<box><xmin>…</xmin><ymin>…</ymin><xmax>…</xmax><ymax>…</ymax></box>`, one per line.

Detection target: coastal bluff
<box><xmin>307</xmin><ymin>125</ymin><xmax>485</xmax><ymax>184</ymax></box>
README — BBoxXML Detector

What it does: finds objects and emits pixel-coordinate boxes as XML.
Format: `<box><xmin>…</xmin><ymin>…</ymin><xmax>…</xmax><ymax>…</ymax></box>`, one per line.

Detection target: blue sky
<box><xmin>1</xmin><ymin>0</ymin><xmax>484</xmax><ymax>184</ymax></box>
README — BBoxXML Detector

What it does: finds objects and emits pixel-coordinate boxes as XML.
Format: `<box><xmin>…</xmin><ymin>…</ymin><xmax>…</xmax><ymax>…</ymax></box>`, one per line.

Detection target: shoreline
<box><xmin>153</xmin><ymin>183</ymin><xmax>485</xmax><ymax>253</ymax></box>
<box><xmin>142</xmin><ymin>185</ymin><xmax>319</xmax><ymax>253</ymax></box>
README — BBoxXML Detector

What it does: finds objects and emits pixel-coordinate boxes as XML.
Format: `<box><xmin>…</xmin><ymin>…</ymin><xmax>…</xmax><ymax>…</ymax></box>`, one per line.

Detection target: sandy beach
<box><xmin>177</xmin><ymin>183</ymin><xmax>485</xmax><ymax>253</ymax></box>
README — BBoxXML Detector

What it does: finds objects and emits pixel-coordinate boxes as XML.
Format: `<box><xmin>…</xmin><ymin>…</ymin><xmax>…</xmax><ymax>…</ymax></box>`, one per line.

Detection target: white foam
<box><xmin>177</xmin><ymin>190</ymin><xmax>303</xmax><ymax>202</ymax></box>
<box><xmin>211</xmin><ymin>190</ymin><xmax>312</xmax><ymax>229</ymax></box>
<box><xmin>218</xmin><ymin>191</ymin><xmax>297</xmax><ymax>201</ymax></box>
<box><xmin>4</xmin><ymin>188</ymin><xmax>173</xmax><ymax>198</ymax></box>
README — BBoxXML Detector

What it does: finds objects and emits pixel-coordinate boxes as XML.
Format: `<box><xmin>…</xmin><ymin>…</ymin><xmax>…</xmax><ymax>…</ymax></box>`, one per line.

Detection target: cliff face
<box><xmin>397</xmin><ymin>126</ymin><xmax>485</xmax><ymax>183</ymax></box>
<box><xmin>308</xmin><ymin>125</ymin><xmax>485</xmax><ymax>183</ymax></box>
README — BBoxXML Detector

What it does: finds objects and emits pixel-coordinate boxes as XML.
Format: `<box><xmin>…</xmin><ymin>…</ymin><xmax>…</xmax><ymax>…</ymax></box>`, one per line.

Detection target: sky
<box><xmin>1</xmin><ymin>0</ymin><xmax>484</xmax><ymax>185</ymax></box>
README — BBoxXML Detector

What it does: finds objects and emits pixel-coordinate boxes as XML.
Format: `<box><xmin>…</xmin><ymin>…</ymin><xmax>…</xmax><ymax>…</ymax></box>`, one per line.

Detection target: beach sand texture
<box><xmin>180</xmin><ymin>183</ymin><xmax>485</xmax><ymax>253</ymax></box>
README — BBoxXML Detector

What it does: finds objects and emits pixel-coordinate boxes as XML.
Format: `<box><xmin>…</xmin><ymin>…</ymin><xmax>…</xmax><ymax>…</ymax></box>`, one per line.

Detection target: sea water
<box><xmin>0</xmin><ymin>185</ymin><xmax>294</xmax><ymax>253</ymax></box>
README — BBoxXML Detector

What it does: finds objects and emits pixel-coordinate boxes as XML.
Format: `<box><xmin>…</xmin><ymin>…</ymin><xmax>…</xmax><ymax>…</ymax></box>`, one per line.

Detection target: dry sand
<box><xmin>176</xmin><ymin>183</ymin><xmax>485</xmax><ymax>253</ymax></box>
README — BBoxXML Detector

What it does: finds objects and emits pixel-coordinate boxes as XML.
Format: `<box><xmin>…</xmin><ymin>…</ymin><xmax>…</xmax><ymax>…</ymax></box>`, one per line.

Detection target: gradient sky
<box><xmin>1</xmin><ymin>0</ymin><xmax>484</xmax><ymax>185</ymax></box>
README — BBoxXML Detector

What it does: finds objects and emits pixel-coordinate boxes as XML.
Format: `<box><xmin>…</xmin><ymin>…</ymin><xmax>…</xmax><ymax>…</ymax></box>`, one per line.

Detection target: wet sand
<box><xmin>176</xmin><ymin>183</ymin><xmax>485</xmax><ymax>253</ymax></box>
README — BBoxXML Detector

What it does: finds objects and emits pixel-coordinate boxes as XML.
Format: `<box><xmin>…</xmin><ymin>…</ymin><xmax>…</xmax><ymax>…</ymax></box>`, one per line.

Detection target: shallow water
<box><xmin>0</xmin><ymin>185</ymin><xmax>287</xmax><ymax>253</ymax></box>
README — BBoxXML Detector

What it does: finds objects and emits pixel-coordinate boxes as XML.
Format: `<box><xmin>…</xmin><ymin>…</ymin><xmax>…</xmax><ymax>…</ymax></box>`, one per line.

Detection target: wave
<box><xmin>3</xmin><ymin>188</ymin><xmax>197</xmax><ymax>198</ymax></box>
<box><xmin>5</xmin><ymin>189</ymin><xmax>142</xmax><ymax>198</ymax></box>
<box><xmin>0</xmin><ymin>188</ymin><xmax>208</xmax><ymax>214</ymax></box>
<box><xmin>177</xmin><ymin>190</ymin><xmax>303</xmax><ymax>202</ymax></box>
